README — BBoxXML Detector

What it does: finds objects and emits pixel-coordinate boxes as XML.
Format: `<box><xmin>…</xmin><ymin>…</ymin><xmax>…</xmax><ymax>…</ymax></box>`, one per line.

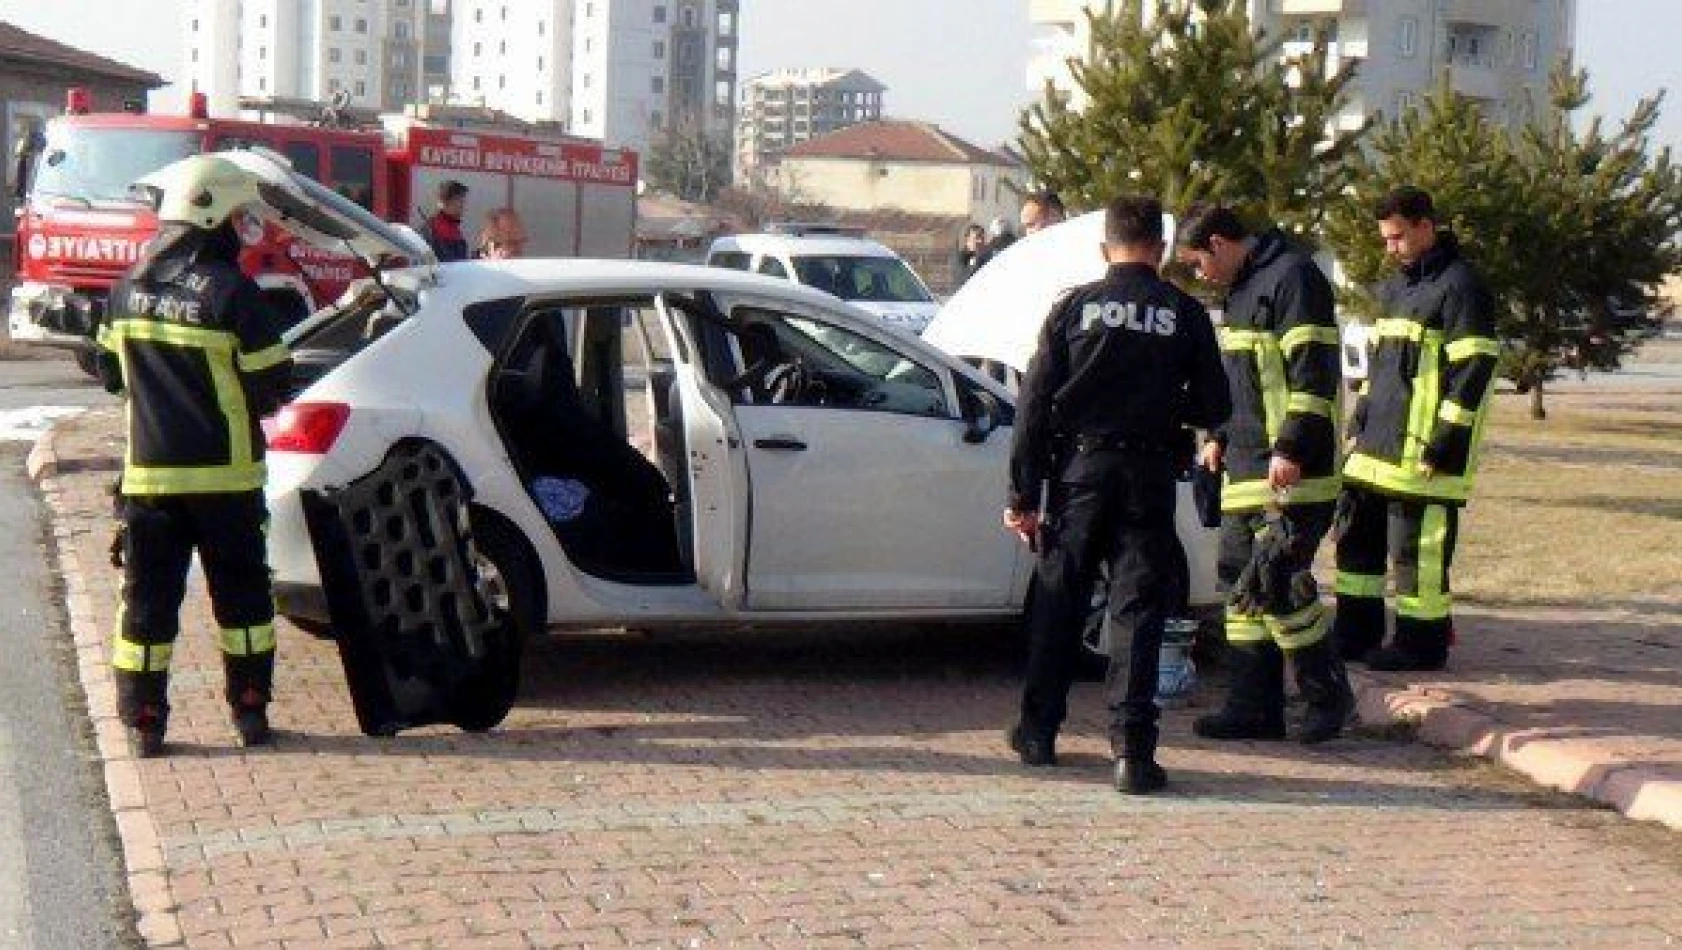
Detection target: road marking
<box><xmin>0</xmin><ymin>406</ymin><xmax>86</xmax><ymax>443</ymax></box>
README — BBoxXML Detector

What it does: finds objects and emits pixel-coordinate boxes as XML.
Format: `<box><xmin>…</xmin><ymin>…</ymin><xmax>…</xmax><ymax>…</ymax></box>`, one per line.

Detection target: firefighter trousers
<box><xmin>112</xmin><ymin>491</ymin><xmax>277</xmax><ymax>725</ymax></box>
<box><xmin>1330</xmin><ymin>483</ymin><xmax>1461</xmax><ymax>662</ymax></box>
<box><xmin>1218</xmin><ymin>502</ymin><xmax>1335</xmax><ymax>651</ymax></box>
<box><xmin>1020</xmin><ymin>451</ymin><xmax>1180</xmax><ymax>759</ymax></box>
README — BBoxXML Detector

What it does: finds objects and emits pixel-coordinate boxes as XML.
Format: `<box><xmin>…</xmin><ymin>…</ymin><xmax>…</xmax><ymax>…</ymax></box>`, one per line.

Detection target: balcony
<box><xmin>1442</xmin><ymin>0</ymin><xmax>1520</xmax><ymax>27</ymax></box>
<box><xmin>1273</xmin><ymin>0</ymin><xmax>1365</xmax><ymax>13</ymax></box>
<box><xmin>1448</xmin><ymin>60</ymin><xmax>1501</xmax><ymax>100</ymax></box>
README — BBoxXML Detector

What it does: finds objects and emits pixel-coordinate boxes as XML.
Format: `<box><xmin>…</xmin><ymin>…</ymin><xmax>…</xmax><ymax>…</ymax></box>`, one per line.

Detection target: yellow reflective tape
<box><xmin>1399</xmin><ymin>506</ymin><xmax>1452</xmax><ymax>621</ymax></box>
<box><xmin>1335</xmin><ymin>571</ymin><xmax>1386</xmax><ymax>598</ymax></box>
<box><xmin>237</xmin><ymin>342</ymin><xmax>291</xmax><ymax>372</ymax></box>
<box><xmin>1279</xmin><ymin>325</ymin><xmax>1341</xmax><ymax>355</ymax></box>
<box><xmin>1401</xmin><ymin>330</ymin><xmax>1444</xmax><ymax>470</ymax></box>
<box><xmin>220</xmin><ymin>623</ymin><xmax>277</xmax><ymax>657</ymax></box>
<box><xmin>119</xmin><ymin>462</ymin><xmax>267</xmax><ymax>496</ymax></box>
<box><xmin>1257</xmin><ymin>340</ymin><xmax>1287</xmax><ymax>443</ymax></box>
<box><xmin>104</xmin><ymin>318</ymin><xmax>237</xmax><ymax>351</ymax></box>
<box><xmin>1224</xmin><ymin>613</ymin><xmax>1270</xmax><ymax>644</ymax></box>
<box><xmin>1220</xmin><ymin>474</ymin><xmax>1341</xmax><ymax>513</ymax></box>
<box><xmin>1374</xmin><ymin>317</ymin><xmax>1425</xmax><ymax>342</ymax></box>
<box><xmin>1445</xmin><ymin>336</ymin><xmax>1500</xmax><ymax>362</ymax></box>
<box><xmin>1219</xmin><ymin>327</ymin><xmax>1270</xmax><ymax>352</ymax></box>
<box><xmin>1267</xmin><ymin>604</ymin><xmax>1330</xmax><ymax>651</ymax></box>
<box><xmin>1287</xmin><ymin>392</ymin><xmax>1336</xmax><ymax>418</ymax></box>
<box><xmin>1342</xmin><ymin>450</ymin><xmax>1471</xmax><ymax>503</ymax></box>
<box><xmin>1438</xmin><ymin>400</ymin><xmax>1477</xmax><ymax>426</ymax></box>
<box><xmin>112</xmin><ymin>636</ymin><xmax>174</xmax><ymax>673</ymax></box>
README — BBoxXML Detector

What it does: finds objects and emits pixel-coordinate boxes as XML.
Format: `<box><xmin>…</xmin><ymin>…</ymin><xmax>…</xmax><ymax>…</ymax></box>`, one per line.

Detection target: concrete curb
<box><xmin>1352</xmin><ymin>672</ymin><xmax>1682</xmax><ymax>832</ymax></box>
<box><xmin>29</xmin><ymin>416</ymin><xmax>184</xmax><ymax>948</ymax></box>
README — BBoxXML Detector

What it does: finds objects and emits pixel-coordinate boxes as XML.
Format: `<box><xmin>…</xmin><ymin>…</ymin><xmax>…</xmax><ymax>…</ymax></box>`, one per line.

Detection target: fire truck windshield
<box><xmin>30</xmin><ymin>124</ymin><xmax>200</xmax><ymax>206</ymax></box>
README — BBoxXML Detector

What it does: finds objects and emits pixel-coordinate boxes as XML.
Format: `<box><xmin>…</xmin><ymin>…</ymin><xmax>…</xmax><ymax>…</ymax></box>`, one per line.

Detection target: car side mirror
<box><xmin>10</xmin><ymin>136</ymin><xmax>42</xmax><ymax>202</ymax></box>
<box><xmin>962</xmin><ymin>390</ymin><xmax>1001</xmax><ymax>444</ymax></box>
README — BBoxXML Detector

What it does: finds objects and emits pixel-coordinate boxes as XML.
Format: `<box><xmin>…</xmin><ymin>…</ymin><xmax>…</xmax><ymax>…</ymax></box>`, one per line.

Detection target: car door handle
<box><xmin>753</xmin><ymin>436</ymin><xmax>807</xmax><ymax>452</ymax></box>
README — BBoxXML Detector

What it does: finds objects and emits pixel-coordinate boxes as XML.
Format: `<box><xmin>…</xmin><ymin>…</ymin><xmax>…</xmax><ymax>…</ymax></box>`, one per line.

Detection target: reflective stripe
<box><xmin>1398</xmin><ymin>506</ymin><xmax>1452</xmax><ymax>620</ymax></box>
<box><xmin>1438</xmin><ymin>400</ymin><xmax>1477</xmax><ymax>426</ymax></box>
<box><xmin>121</xmin><ymin>462</ymin><xmax>267</xmax><ymax>495</ymax></box>
<box><xmin>1256</xmin><ymin>340</ymin><xmax>1287</xmax><ymax>443</ymax></box>
<box><xmin>237</xmin><ymin>342</ymin><xmax>291</xmax><ymax>372</ymax></box>
<box><xmin>1445</xmin><ymin>336</ymin><xmax>1500</xmax><ymax>361</ymax></box>
<box><xmin>1287</xmin><ymin>392</ymin><xmax>1335</xmax><ymax>418</ymax></box>
<box><xmin>219</xmin><ymin>623</ymin><xmax>277</xmax><ymax>657</ymax></box>
<box><xmin>1224</xmin><ymin>612</ymin><xmax>1270</xmax><ymax>644</ymax></box>
<box><xmin>1222</xmin><ymin>474</ymin><xmax>1341</xmax><ymax>513</ymax></box>
<box><xmin>105</xmin><ymin>318</ymin><xmax>237</xmax><ymax>351</ymax></box>
<box><xmin>1335</xmin><ymin>571</ymin><xmax>1386</xmax><ymax>598</ymax></box>
<box><xmin>112</xmin><ymin>636</ymin><xmax>174</xmax><ymax>673</ymax></box>
<box><xmin>1267</xmin><ymin>602</ymin><xmax>1330</xmax><ymax>651</ymax></box>
<box><xmin>1343</xmin><ymin>450</ymin><xmax>1471</xmax><ymax>503</ymax></box>
<box><xmin>1279</xmin><ymin>325</ymin><xmax>1341</xmax><ymax>355</ymax></box>
<box><xmin>1219</xmin><ymin>327</ymin><xmax>1270</xmax><ymax>352</ymax></box>
<box><xmin>1400</xmin><ymin>330</ymin><xmax>1444</xmax><ymax>470</ymax></box>
<box><xmin>1374</xmin><ymin>317</ymin><xmax>1425</xmax><ymax>342</ymax></box>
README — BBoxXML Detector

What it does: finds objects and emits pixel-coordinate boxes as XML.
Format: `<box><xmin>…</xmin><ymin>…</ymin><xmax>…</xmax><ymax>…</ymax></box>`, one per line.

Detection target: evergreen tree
<box><xmin>1017</xmin><ymin>0</ymin><xmax>1368</xmax><ymax>236</ymax></box>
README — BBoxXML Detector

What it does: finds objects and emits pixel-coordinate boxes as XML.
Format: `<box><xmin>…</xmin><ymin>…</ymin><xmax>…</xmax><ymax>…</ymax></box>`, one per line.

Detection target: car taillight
<box><xmin>266</xmin><ymin>402</ymin><xmax>351</xmax><ymax>454</ymax></box>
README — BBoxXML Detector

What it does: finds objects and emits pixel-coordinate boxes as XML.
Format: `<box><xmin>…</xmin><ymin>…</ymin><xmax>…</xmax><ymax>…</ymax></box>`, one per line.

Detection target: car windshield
<box><xmin>30</xmin><ymin>123</ymin><xmax>201</xmax><ymax>206</ymax></box>
<box><xmin>792</xmin><ymin>255</ymin><xmax>933</xmax><ymax>304</ymax></box>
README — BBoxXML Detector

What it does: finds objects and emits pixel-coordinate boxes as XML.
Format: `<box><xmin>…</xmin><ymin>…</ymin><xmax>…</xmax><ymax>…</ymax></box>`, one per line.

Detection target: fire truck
<box><xmin>7</xmin><ymin>88</ymin><xmax>638</xmax><ymax>369</ymax></box>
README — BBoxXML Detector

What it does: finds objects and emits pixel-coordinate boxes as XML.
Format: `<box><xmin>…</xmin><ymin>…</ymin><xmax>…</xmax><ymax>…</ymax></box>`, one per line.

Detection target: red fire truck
<box><xmin>7</xmin><ymin>89</ymin><xmax>638</xmax><ymax>368</ymax></box>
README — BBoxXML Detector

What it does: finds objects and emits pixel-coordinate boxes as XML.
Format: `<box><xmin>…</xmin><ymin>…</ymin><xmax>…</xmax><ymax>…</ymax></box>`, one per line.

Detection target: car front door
<box><xmin>710</xmin><ymin>295</ymin><xmax>1017</xmax><ymax>611</ymax></box>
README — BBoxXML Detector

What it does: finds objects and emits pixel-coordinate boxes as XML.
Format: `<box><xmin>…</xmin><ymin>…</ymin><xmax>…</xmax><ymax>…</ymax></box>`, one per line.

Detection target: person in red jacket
<box><xmin>418</xmin><ymin>180</ymin><xmax>469</xmax><ymax>262</ymax></box>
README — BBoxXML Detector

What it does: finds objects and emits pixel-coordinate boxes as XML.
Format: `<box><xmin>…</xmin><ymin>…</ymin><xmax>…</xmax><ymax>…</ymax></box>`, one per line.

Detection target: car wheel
<box><xmin>451</xmin><ymin>507</ymin><xmax>542</xmax><ymax>732</ymax></box>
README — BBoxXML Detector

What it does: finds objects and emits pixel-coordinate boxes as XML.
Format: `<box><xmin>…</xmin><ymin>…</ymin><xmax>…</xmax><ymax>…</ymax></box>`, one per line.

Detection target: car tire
<box><xmin>451</xmin><ymin>507</ymin><xmax>542</xmax><ymax>732</ymax></box>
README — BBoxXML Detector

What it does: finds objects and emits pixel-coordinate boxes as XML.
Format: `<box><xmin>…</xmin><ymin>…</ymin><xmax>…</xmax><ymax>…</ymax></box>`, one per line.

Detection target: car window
<box><xmin>730</xmin><ymin>305</ymin><xmax>949</xmax><ymax>418</ymax></box>
<box><xmin>791</xmin><ymin>255</ymin><xmax>933</xmax><ymax>303</ymax></box>
<box><xmin>755</xmin><ymin>256</ymin><xmax>790</xmax><ymax>279</ymax></box>
<box><xmin>328</xmin><ymin>145</ymin><xmax>376</xmax><ymax>210</ymax></box>
<box><xmin>282</xmin><ymin>141</ymin><xmax>322</xmax><ymax>181</ymax></box>
<box><xmin>708</xmin><ymin>251</ymin><xmax>751</xmax><ymax>270</ymax></box>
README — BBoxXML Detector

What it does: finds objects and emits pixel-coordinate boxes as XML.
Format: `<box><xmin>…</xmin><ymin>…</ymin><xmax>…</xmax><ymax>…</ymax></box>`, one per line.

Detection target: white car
<box><xmin>705</xmin><ymin>227</ymin><xmax>939</xmax><ymax>335</ymax></box>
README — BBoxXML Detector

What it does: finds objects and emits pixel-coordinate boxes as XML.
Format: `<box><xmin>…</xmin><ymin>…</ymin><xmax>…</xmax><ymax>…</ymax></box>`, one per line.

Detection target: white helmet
<box><xmin>133</xmin><ymin>154</ymin><xmax>264</xmax><ymax>230</ymax></box>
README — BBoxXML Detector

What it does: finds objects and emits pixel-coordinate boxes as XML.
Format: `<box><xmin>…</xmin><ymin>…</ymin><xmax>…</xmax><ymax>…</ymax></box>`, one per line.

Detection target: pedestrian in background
<box><xmin>418</xmin><ymin>179</ymin><xmax>470</xmax><ymax>262</ymax></box>
<box><xmin>1019</xmin><ymin>190</ymin><xmax>1067</xmax><ymax>236</ymax></box>
<box><xmin>955</xmin><ymin>222</ymin><xmax>989</xmax><ymax>287</ymax></box>
<box><xmin>475</xmin><ymin>207</ymin><xmax>530</xmax><ymax>260</ymax></box>
<box><xmin>1332</xmin><ymin>186</ymin><xmax>1500</xmax><ymax>671</ymax></box>
<box><xmin>1003</xmin><ymin>195</ymin><xmax>1230</xmax><ymax>794</ymax></box>
<box><xmin>1176</xmin><ymin>204</ymin><xmax>1354</xmax><ymax>745</ymax></box>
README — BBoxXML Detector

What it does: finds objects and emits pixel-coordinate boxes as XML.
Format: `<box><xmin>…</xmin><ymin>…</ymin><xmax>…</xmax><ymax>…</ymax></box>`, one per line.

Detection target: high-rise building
<box><xmin>735</xmin><ymin>68</ymin><xmax>886</xmax><ymax>178</ymax></box>
<box><xmin>182</xmin><ymin>0</ymin><xmax>431</xmax><ymax>115</ymax></box>
<box><xmin>1027</xmin><ymin>0</ymin><xmax>1578</xmax><ymax>130</ymax></box>
<box><xmin>448</xmin><ymin>1</ymin><xmax>573</xmax><ymax>125</ymax></box>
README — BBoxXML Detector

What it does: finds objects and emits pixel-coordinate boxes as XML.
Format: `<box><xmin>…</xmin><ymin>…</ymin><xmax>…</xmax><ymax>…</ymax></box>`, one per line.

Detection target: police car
<box><xmin>705</xmin><ymin>226</ymin><xmax>940</xmax><ymax>335</ymax></box>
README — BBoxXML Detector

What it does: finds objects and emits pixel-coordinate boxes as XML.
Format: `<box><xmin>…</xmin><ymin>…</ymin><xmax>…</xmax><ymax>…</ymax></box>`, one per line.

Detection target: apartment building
<box><xmin>735</xmin><ymin>68</ymin><xmax>886</xmax><ymax>178</ymax></box>
<box><xmin>448</xmin><ymin>1</ymin><xmax>574</xmax><ymax>125</ymax></box>
<box><xmin>183</xmin><ymin>0</ymin><xmax>432</xmax><ymax>115</ymax></box>
<box><xmin>1027</xmin><ymin>0</ymin><xmax>1578</xmax><ymax>129</ymax></box>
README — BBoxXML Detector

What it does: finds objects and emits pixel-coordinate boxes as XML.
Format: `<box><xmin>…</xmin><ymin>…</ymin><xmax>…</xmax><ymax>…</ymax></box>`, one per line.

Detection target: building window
<box><xmin>585</xmin><ymin>38</ymin><xmax>593</xmax><ymax>52</ymax></box>
<box><xmin>652</xmin><ymin>75</ymin><xmax>664</xmax><ymax>93</ymax></box>
<box><xmin>499</xmin><ymin>41</ymin><xmax>507</xmax><ymax>54</ymax></box>
<box><xmin>191</xmin><ymin>47</ymin><xmax>199</xmax><ymax>62</ymax></box>
<box><xmin>501</xmin><ymin>5</ymin><xmax>508</xmax><ymax>20</ymax></box>
<box><xmin>355</xmin><ymin>18</ymin><xmax>367</xmax><ymax>33</ymax></box>
<box><xmin>719</xmin><ymin>11</ymin><xmax>734</xmax><ymax>35</ymax></box>
<box><xmin>259</xmin><ymin>14</ymin><xmax>267</xmax><ymax>26</ymax></box>
<box><xmin>682</xmin><ymin>6</ymin><xmax>697</xmax><ymax>28</ymax></box>
<box><xmin>651</xmin><ymin>110</ymin><xmax>663</xmax><ymax>129</ymax></box>
<box><xmin>717</xmin><ymin>47</ymin><xmax>732</xmax><ymax>71</ymax></box>
<box><xmin>355</xmin><ymin>80</ymin><xmax>366</xmax><ymax>96</ymax></box>
<box><xmin>329</xmin><ymin>47</ymin><xmax>342</xmax><ymax>63</ymax></box>
<box><xmin>1522</xmin><ymin>32</ymin><xmax>1537</xmax><ymax>69</ymax></box>
<box><xmin>352</xmin><ymin>49</ymin><xmax>364</xmax><ymax>64</ymax></box>
<box><xmin>394</xmin><ymin>50</ymin><xmax>407</xmax><ymax>67</ymax></box>
<box><xmin>586</xmin><ymin>2</ymin><xmax>594</xmax><ymax>15</ymax></box>
<box><xmin>259</xmin><ymin>77</ymin><xmax>266</xmax><ymax>91</ymax></box>
<box><xmin>473</xmin><ymin>42</ymin><xmax>482</xmax><ymax>56</ymax></box>
<box><xmin>583</xmin><ymin>73</ymin><xmax>592</xmax><ymax>89</ymax></box>
<box><xmin>498</xmin><ymin>75</ymin><xmax>506</xmax><ymax>89</ymax></box>
<box><xmin>329</xmin><ymin>78</ymin><xmax>341</xmax><ymax>91</ymax></box>
<box><xmin>259</xmin><ymin>45</ymin><xmax>267</xmax><ymax>59</ymax></box>
<box><xmin>715</xmin><ymin>80</ymin><xmax>731</xmax><ymax>107</ymax></box>
<box><xmin>191</xmin><ymin>18</ymin><xmax>199</xmax><ymax>31</ymax></box>
<box><xmin>538</xmin><ymin>56</ymin><xmax>545</xmax><ymax>70</ymax></box>
<box><xmin>584</xmin><ymin>108</ymin><xmax>592</xmax><ymax>122</ymax></box>
<box><xmin>330</xmin><ymin>15</ymin><xmax>342</xmax><ymax>30</ymax></box>
<box><xmin>1399</xmin><ymin>16</ymin><xmax>1418</xmax><ymax>58</ymax></box>
<box><xmin>473</xmin><ymin>76</ymin><xmax>481</xmax><ymax>91</ymax></box>
<box><xmin>537</xmin><ymin>89</ymin><xmax>544</xmax><ymax>105</ymax></box>
<box><xmin>653</xmin><ymin>5</ymin><xmax>666</xmax><ymax>24</ymax></box>
<box><xmin>474</xmin><ymin>8</ymin><xmax>482</xmax><ymax>23</ymax></box>
<box><xmin>653</xmin><ymin>40</ymin><xmax>666</xmax><ymax>59</ymax></box>
<box><xmin>538</xmin><ymin>20</ymin><xmax>547</xmax><ymax>36</ymax></box>
<box><xmin>395</xmin><ymin>21</ymin><xmax>410</xmax><ymax>39</ymax></box>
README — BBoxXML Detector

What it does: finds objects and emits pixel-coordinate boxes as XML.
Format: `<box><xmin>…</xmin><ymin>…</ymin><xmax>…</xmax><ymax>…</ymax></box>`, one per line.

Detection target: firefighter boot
<box><xmin>1330</xmin><ymin>596</ymin><xmax>1386</xmax><ymax>663</ymax></box>
<box><xmin>1113</xmin><ymin>722</ymin><xmax>1167</xmax><ymax>795</ymax></box>
<box><xmin>1193</xmin><ymin>641</ymin><xmax>1287</xmax><ymax>741</ymax></box>
<box><xmin>1367</xmin><ymin>618</ymin><xmax>1450</xmax><ymax>672</ymax></box>
<box><xmin>225</xmin><ymin>653</ymin><xmax>276</xmax><ymax>747</ymax></box>
<box><xmin>1005</xmin><ymin>723</ymin><xmax>1056</xmax><ymax>767</ymax></box>
<box><xmin>116</xmin><ymin>670</ymin><xmax>170</xmax><ymax>758</ymax></box>
<box><xmin>1288</xmin><ymin>640</ymin><xmax>1357</xmax><ymax>744</ymax></box>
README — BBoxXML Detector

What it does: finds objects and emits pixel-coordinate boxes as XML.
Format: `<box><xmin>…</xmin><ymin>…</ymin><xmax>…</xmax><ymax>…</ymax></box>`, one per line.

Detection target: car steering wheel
<box><xmin>762</xmin><ymin>359</ymin><xmax>810</xmax><ymax>404</ymax></box>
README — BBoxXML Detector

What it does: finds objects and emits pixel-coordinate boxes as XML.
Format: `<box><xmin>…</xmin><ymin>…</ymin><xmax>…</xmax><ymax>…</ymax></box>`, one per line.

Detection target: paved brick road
<box><xmin>36</xmin><ymin>409</ymin><xmax>1682</xmax><ymax>948</ymax></box>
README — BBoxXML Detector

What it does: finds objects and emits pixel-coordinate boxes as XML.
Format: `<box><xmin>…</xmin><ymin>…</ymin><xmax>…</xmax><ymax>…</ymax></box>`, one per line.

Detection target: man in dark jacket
<box><xmin>99</xmin><ymin>155</ymin><xmax>294</xmax><ymax>756</ymax></box>
<box><xmin>1003</xmin><ymin>195</ymin><xmax>1230</xmax><ymax>794</ymax></box>
<box><xmin>1176</xmin><ymin>205</ymin><xmax>1354</xmax><ymax>745</ymax></box>
<box><xmin>418</xmin><ymin>180</ymin><xmax>470</xmax><ymax>262</ymax></box>
<box><xmin>1333</xmin><ymin>186</ymin><xmax>1500</xmax><ymax>671</ymax></box>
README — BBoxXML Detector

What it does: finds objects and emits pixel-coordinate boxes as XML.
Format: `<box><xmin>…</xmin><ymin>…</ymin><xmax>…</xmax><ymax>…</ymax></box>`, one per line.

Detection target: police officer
<box><xmin>1003</xmin><ymin>195</ymin><xmax>1230</xmax><ymax>794</ymax></box>
<box><xmin>1175</xmin><ymin>205</ymin><xmax>1354</xmax><ymax>744</ymax></box>
<box><xmin>97</xmin><ymin>155</ymin><xmax>294</xmax><ymax>756</ymax></box>
<box><xmin>1332</xmin><ymin>186</ymin><xmax>1499</xmax><ymax>671</ymax></box>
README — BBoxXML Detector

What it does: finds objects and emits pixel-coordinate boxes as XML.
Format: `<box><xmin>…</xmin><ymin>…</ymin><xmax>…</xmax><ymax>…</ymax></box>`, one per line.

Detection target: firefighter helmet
<box><xmin>134</xmin><ymin>154</ymin><xmax>265</xmax><ymax>230</ymax></box>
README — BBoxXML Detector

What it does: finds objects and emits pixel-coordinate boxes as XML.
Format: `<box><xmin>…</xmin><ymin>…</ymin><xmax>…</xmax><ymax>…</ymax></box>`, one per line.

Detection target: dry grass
<box><xmin>1455</xmin><ymin>389</ymin><xmax>1682</xmax><ymax>606</ymax></box>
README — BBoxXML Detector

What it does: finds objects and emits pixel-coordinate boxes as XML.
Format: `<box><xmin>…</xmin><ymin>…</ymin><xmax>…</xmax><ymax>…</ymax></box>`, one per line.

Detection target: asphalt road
<box><xmin>0</xmin><ymin>352</ymin><xmax>133</xmax><ymax>948</ymax></box>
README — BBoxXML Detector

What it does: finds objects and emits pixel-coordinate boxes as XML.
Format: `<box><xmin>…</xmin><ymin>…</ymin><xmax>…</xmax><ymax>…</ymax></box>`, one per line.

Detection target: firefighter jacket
<box><xmin>1215</xmin><ymin>229</ymin><xmax>1342</xmax><ymax>513</ymax></box>
<box><xmin>1009</xmin><ymin>262</ymin><xmax>1231</xmax><ymax>511</ymax></box>
<box><xmin>98</xmin><ymin>245</ymin><xmax>294</xmax><ymax>496</ymax></box>
<box><xmin>1344</xmin><ymin>232</ymin><xmax>1498</xmax><ymax>504</ymax></box>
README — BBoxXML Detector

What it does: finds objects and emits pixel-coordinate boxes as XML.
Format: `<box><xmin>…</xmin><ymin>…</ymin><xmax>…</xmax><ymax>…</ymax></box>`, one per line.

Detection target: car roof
<box><xmin>708</xmin><ymin>232</ymin><xmax>901</xmax><ymax>259</ymax></box>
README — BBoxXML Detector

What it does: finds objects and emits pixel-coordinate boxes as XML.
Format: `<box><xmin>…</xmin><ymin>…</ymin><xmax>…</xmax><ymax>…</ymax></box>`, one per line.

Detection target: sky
<box><xmin>0</xmin><ymin>0</ymin><xmax>1676</xmax><ymax>153</ymax></box>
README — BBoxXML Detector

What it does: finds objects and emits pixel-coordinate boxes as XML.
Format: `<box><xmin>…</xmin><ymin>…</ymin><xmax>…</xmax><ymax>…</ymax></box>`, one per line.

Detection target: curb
<box><xmin>1352</xmin><ymin>672</ymin><xmax>1682</xmax><ymax>832</ymax></box>
<box><xmin>30</xmin><ymin>415</ymin><xmax>184</xmax><ymax>948</ymax></box>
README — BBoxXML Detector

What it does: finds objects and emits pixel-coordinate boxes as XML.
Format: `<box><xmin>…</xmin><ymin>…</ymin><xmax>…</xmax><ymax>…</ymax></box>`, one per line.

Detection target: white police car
<box><xmin>706</xmin><ymin>226</ymin><xmax>940</xmax><ymax>335</ymax></box>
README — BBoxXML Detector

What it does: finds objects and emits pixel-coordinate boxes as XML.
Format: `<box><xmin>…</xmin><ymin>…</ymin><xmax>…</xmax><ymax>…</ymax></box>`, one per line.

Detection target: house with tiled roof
<box><xmin>772</xmin><ymin>119</ymin><xmax>1027</xmax><ymax>226</ymax></box>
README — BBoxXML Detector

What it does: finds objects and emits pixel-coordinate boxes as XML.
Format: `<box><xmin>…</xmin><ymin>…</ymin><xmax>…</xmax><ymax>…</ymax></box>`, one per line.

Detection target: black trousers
<box><xmin>1020</xmin><ymin>451</ymin><xmax>1180</xmax><ymax>753</ymax></box>
<box><xmin>114</xmin><ymin>491</ymin><xmax>276</xmax><ymax>722</ymax></box>
<box><xmin>1331</xmin><ymin>483</ymin><xmax>1461</xmax><ymax>655</ymax></box>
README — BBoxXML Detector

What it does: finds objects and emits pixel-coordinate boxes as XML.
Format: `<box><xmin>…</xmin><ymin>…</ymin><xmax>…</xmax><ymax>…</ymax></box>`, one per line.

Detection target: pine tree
<box><xmin>1016</xmin><ymin>0</ymin><xmax>1368</xmax><ymax>236</ymax></box>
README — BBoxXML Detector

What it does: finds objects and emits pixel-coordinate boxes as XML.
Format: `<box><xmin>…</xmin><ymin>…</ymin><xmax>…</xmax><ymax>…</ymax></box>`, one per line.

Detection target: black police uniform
<box><xmin>1333</xmin><ymin>232</ymin><xmax>1499</xmax><ymax>671</ymax></box>
<box><xmin>1194</xmin><ymin>229</ymin><xmax>1353</xmax><ymax>744</ymax></box>
<box><xmin>97</xmin><ymin>224</ymin><xmax>293</xmax><ymax>742</ymax></box>
<box><xmin>1009</xmin><ymin>262</ymin><xmax>1230</xmax><ymax>767</ymax></box>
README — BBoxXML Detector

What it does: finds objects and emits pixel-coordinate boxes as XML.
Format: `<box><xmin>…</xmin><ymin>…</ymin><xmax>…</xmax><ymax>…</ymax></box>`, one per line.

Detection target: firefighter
<box><xmin>1003</xmin><ymin>195</ymin><xmax>1230</xmax><ymax>794</ymax></box>
<box><xmin>418</xmin><ymin>179</ymin><xmax>470</xmax><ymax>262</ymax></box>
<box><xmin>1175</xmin><ymin>205</ymin><xmax>1355</xmax><ymax>745</ymax></box>
<box><xmin>97</xmin><ymin>155</ymin><xmax>294</xmax><ymax>757</ymax></box>
<box><xmin>1332</xmin><ymin>187</ymin><xmax>1499</xmax><ymax>671</ymax></box>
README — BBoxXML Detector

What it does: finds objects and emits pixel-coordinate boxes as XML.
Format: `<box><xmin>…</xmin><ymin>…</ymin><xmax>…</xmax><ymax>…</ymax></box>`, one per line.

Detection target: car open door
<box><xmin>301</xmin><ymin>441</ymin><xmax>521</xmax><ymax>736</ymax></box>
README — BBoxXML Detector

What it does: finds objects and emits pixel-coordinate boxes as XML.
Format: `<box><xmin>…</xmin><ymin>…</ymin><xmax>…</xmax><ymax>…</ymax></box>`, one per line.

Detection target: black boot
<box><xmin>116</xmin><ymin>670</ymin><xmax>170</xmax><ymax>758</ymax></box>
<box><xmin>1330</xmin><ymin>596</ymin><xmax>1386</xmax><ymax>663</ymax></box>
<box><xmin>1367</xmin><ymin>618</ymin><xmax>1450</xmax><ymax>672</ymax></box>
<box><xmin>225</xmin><ymin>653</ymin><xmax>276</xmax><ymax>747</ymax></box>
<box><xmin>1288</xmin><ymin>640</ymin><xmax>1356</xmax><ymax>744</ymax></box>
<box><xmin>1113</xmin><ymin>723</ymin><xmax>1167</xmax><ymax>795</ymax></box>
<box><xmin>1193</xmin><ymin>641</ymin><xmax>1286</xmax><ymax>741</ymax></box>
<box><xmin>1006</xmin><ymin>723</ymin><xmax>1056</xmax><ymax>767</ymax></box>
